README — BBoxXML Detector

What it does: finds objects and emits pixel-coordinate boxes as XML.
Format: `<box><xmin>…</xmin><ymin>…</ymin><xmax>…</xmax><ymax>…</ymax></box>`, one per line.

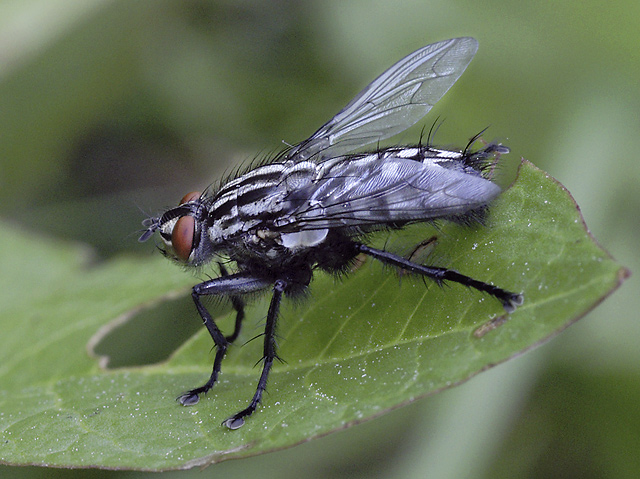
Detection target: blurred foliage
<box><xmin>0</xmin><ymin>0</ymin><xmax>637</xmax><ymax>478</ymax></box>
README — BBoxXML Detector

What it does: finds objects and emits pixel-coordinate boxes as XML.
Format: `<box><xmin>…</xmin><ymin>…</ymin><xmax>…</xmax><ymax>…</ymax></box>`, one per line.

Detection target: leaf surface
<box><xmin>0</xmin><ymin>161</ymin><xmax>628</xmax><ymax>470</ymax></box>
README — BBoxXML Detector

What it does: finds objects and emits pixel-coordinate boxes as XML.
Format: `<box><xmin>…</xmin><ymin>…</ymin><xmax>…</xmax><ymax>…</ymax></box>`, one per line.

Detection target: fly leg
<box><xmin>218</xmin><ymin>263</ymin><xmax>245</xmax><ymax>343</ymax></box>
<box><xmin>223</xmin><ymin>279</ymin><xmax>286</xmax><ymax>430</ymax></box>
<box><xmin>357</xmin><ymin>243</ymin><xmax>523</xmax><ymax>312</ymax></box>
<box><xmin>178</xmin><ymin>273</ymin><xmax>271</xmax><ymax>407</ymax></box>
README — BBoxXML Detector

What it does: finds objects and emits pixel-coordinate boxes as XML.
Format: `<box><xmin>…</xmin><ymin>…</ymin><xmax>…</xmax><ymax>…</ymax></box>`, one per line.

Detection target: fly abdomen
<box><xmin>275</xmin><ymin>144</ymin><xmax>504</xmax><ymax>232</ymax></box>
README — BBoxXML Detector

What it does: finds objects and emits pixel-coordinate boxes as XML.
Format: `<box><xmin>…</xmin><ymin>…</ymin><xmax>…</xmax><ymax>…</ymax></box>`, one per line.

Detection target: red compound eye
<box><xmin>179</xmin><ymin>191</ymin><xmax>201</xmax><ymax>205</ymax></box>
<box><xmin>170</xmin><ymin>191</ymin><xmax>200</xmax><ymax>262</ymax></box>
<box><xmin>171</xmin><ymin>215</ymin><xmax>195</xmax><ymax>262</ymax></box>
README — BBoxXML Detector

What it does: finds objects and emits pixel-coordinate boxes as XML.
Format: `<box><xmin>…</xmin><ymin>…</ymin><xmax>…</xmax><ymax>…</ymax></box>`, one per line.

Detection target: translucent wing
<box><xmin>275</xmin><ymin>150</ymin><xmax>502</xmax><ymax>233</ymax></box>
<box><xmin>286</xmin><ymin>37</ymin><xmax>478</xmax><ymax>162</ymax></box>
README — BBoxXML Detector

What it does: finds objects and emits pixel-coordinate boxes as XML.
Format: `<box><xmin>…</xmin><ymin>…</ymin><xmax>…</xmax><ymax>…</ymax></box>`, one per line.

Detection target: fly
<box><xmin>139</xmin><ymin>37</ymin><xmax>523</xmax><ymax>429</ymax></box>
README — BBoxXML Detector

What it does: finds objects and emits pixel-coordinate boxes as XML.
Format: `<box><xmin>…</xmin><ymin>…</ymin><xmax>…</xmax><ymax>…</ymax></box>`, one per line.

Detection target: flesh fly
<box><xmin>140</xmin><ymin>37</ymin><xmax>523</xmax><ymax>429</ymax></box>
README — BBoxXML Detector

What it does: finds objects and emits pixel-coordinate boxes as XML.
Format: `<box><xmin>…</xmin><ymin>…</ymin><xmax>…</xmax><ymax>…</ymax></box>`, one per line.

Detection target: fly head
<box><xmin>139</xmin><ymin>191</ymin><xmax>213</xmax><ymax>266</ymax></box>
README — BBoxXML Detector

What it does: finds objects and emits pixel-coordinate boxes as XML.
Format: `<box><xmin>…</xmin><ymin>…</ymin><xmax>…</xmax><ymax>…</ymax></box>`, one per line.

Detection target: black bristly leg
<box><xmin>357</xmin><ymin>244</ymin><xmax>523</xmax><ymax>312</ymax></box>
<box><xmin>226</xmin><ymin>295</ymin><xmax>245</xmax><ymax>343</ymax></box>
<box><xmin>218</xmin><ymin>263</ymin><xmax>246</xmax><ymax>343</ymax></box>
<box><xmin>178</xmin><ymin>273</ymin><xmax>271</xmax><ymax>407</ymax></box>
<box><xmin>223</xmin><ymin>279</ymin><xmax>286</xmax><ymax>430</ymax></box>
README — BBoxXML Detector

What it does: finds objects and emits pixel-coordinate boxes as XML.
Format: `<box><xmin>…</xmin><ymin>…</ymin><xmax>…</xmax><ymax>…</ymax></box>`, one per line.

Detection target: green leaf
<box><xmin>0</xmin><ymin>160</ymin><xmax>628</xmax><ymax>470</ymax></box>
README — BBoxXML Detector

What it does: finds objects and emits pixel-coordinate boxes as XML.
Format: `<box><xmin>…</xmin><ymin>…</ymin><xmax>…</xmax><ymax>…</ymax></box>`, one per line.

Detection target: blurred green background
<box><xmin>0</xmin><ymin>0</ymin><xmax>637</xmax><ymax>477</ymax></box>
